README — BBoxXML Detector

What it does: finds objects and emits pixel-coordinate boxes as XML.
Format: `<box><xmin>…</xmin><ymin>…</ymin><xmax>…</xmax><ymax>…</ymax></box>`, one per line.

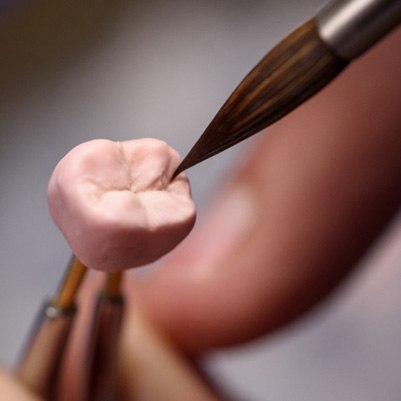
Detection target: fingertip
<box><xmin>117</xmin><ymin>305</ymin><xmax>222</xmax><ymax>401</ymax></box>
<box><xmin>0</xmin><ymin>368</ymin><xmax>43</xmax><ymax>401</ymax></box>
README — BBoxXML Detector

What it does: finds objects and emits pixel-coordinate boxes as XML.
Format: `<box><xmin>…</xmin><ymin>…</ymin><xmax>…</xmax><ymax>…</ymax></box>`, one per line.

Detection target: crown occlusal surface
<box><xmin>48</xmin><ymin>138</ymin><xmax>196</xmax><ymax>272</ymax></box>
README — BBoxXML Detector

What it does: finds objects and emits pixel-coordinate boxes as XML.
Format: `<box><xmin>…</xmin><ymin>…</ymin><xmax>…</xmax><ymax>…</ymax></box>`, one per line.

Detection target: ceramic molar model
<box><xmin>48</xmin><ymin>138</ymin><xmax>196</xmax><ymax>272</ymax></box>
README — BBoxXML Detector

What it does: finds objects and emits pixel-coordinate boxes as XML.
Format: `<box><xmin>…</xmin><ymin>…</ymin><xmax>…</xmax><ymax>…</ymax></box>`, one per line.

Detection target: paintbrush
<box><xmin>16</xmin><ymin>257</ymin><xmax>87</xmax><ymax>399</ymax></box>
<box><xmin>173</xmin><ymin>0</ymin><xmax>401</xmax><ymax>177</ymax></box>
<box><xmin>85</xmin><ymin>272</ymin><xmax>124</xmax><ymax>401</ymax></box>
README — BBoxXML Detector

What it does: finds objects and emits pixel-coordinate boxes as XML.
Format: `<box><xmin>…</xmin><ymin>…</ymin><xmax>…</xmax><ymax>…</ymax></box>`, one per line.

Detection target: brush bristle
<box><xmin>174</xmin><ymin>18</ymin><xmax>348</xmax><ymax>176</ymax></box>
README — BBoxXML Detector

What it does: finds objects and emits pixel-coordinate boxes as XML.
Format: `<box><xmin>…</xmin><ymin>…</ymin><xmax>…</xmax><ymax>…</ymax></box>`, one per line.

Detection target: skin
<box><xmin>2</xmin><ymin>26</ymin><xmax>400</xmax><ymax>401</ymax></box>
<box><xmin>136</xmin><ymin>26</ymin><xmax>401</xmax><ymax>353</ymax></box>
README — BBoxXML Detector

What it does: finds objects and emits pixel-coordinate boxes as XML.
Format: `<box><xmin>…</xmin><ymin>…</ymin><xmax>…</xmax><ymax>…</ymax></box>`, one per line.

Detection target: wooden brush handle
<box><xmin>86</xmin><ymin>293</ymin><xmax>124</xmax><ymax>401</ymax></box>
<box><xmin>16</xmin><ymin>303</ymin><xmax>75</xmax><ymax>399</ymax></box>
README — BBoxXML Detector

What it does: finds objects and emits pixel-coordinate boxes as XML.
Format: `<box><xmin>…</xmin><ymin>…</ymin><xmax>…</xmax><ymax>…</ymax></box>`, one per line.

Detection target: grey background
<box><xmin>1</xmin><ymin>1</ymin><xmax>401</xmax><ymax>400</ymax></box>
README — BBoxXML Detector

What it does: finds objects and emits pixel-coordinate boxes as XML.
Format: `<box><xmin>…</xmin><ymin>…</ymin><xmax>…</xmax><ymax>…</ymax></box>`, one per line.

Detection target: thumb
<box><xmin>0</xmin><ymin>368</ymin><xmax>43</xmax><ymax>401</ymax></box>
<box><xmin>135</xmin><ymin>27</ymin><xmax>401</xmax><ymax>353</ymax></box>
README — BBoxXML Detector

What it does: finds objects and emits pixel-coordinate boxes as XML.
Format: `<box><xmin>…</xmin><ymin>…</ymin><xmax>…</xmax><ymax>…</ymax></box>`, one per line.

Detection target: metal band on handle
<box><xmin>317</xmin><ymin>0</ymin><xmax>401</xmax><ymax>59</ymax></box>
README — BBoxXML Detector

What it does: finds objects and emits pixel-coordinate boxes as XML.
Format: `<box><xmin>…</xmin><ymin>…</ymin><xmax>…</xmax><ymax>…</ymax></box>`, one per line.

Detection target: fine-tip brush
<box><xmin>173</xmin><ymin>0</ymin><xmax>401</xmax><ymax>177</ymax></box>
<box><xmin>16</xmin><ymin>257</ymin><xmax>87</xmax><ymax>399</ymax></box>
<box><xmin>85</xmin><ymin>272</ymin><xmax>124</xmax><ymax>401</ymax></box>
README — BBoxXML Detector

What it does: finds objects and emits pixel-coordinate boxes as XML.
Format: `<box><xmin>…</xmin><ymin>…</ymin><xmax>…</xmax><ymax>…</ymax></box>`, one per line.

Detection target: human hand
<box><xmin>1</xmin><ymin>296</ymin><xmax>223</xmax><ymax>401</ymax></box>
<box><xmin>134</xmin><ymin>26</ymin><xmax>401</xmax><ymax>353</ymax></box>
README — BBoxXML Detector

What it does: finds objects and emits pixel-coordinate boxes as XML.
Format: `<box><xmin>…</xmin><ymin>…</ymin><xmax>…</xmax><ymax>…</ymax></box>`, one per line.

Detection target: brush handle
<box><xmin>16</xmin><ymin>302</ymin><xmax>75</xmax><ymax>399</ymax></box>
<box><xmin>317</xmin><ymin>0</ymin><xmax>401</xmax><ymax>59</ymax></box>
<box><xmin>86</xmin><ymin>292</ymin><xmax>124</xmax><ymax>401</ymax></box>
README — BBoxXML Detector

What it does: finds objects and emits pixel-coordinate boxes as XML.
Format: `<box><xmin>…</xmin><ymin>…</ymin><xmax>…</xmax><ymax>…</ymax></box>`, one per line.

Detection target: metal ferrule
<box><xmin>317</xmin><ymin>0</ymin><xmax>401</xmax><ymax>59</ymax></box>
<box><xmin>16</xmin><ymin>301</ymin><xmax>76</xmax><ymax>398</ymax></box>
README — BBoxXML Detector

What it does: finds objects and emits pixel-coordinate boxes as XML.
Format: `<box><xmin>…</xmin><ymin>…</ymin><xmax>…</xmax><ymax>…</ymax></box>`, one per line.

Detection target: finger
<box><xmin>0</xmin><ymin>368</ymin><xmax>43</xmax><ymax>401</ymax></box>
<box><xmin>135</xmin><ymin>27</ymin><xmax>401</xmax><ymax>353</ymax></box>
<box><xmin>118</xmin><ymin>299</ymin><xmax>226</xmax><ymax>401</ymax></box>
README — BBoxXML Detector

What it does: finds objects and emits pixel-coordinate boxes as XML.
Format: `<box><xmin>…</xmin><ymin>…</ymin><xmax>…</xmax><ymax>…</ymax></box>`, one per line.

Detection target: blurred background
<box><xmin>1</xmin><ymin>1</ymin><xmax>401</xmax><ymax>400</ymax></box>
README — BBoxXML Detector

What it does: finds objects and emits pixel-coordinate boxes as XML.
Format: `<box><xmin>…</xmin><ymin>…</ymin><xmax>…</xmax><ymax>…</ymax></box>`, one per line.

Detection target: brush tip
<box><xmin>172</xmin><ymin>18</ymin><xmax>348</xmax><ymax>172</ymax></box>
